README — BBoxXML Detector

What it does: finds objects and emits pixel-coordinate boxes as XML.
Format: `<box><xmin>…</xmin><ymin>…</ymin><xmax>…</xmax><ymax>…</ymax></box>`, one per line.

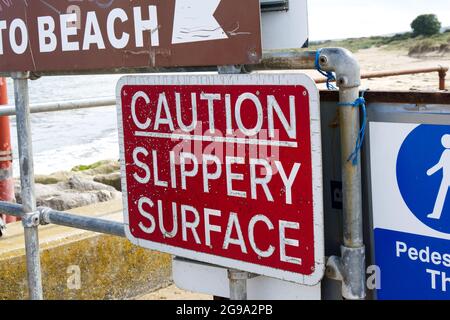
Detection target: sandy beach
<box><xmin>356</xmin><ymin>47</ymin><xmax>449</xmax><ymax>91</ymax></box>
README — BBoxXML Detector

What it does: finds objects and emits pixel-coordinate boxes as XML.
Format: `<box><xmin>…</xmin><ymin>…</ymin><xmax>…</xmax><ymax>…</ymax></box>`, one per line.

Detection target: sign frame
<box><xmin>261</xmin><ymin>0</ymin><xmax>309</xmax><ymax>50</ymax></box>
<box><xmin>115</xmin><ymin>73</ymin><xmax>325</xmax><ymax>285</ymax></box>
<box><xmin>172</xmin><ymin>257</ymin><xmax>321</xmax><ymax>299</ymax></box>
<box><xmin>366</xmin><ymin>102</ymin><xmax>450</xmax><ymax>299</ymax></box>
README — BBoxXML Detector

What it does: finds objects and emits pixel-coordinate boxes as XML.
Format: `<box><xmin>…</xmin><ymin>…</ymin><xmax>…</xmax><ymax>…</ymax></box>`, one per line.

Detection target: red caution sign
<box><xmin>116</xmin><ymin>74</ymin><xmax>324</xmax><ymax>284</ymax></box>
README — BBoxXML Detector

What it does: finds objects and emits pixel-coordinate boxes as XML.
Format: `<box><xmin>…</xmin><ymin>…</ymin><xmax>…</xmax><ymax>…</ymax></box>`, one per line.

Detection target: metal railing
<box><xmin>1</xmin><ymin>66</ymin><xmax>446</xmax><ymax>119</ymax></box>
<box><xmin>0</xmin><ymin>202</ymin><xmax>125</xmax><ymax>237</ymax></box>
<box><xmin>1</xmin><ymin>54</ymin><xmax>448</xmax><ymax>300</ymax></box>
<box><xmin>0</xmin><ymin>97</ymin><xmax>116</xmax><ymax>117</ymax></box>
<box><xmin>316</xmin><ymin>66</ymin><xmax>448</xmax><ymax>90</ymax></box>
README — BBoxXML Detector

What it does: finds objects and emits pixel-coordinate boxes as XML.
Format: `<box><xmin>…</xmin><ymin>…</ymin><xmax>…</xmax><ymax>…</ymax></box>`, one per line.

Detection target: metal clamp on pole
<box><xmin>326</xmin><ymin>246</ymin><xmax>366</xmax><ymax>299</ymax></box>
<box><xmin>316</xmin><ymin>48</ymin><xmax>366</xmax><ymax>300</ymax></box>
<box><xmin>228</xmin><ymin>269</ymin><xmax>258</xmax><ymax>300</ymax></box>
<box><xmin>22</xmin><ymin>211</ymin><xmax>41</xmax><ymax>228</ymax></box>
<box><xmin>11</xmin><ymin>71</ymin><xmax>44</xmax><ymax>300</ymax></box>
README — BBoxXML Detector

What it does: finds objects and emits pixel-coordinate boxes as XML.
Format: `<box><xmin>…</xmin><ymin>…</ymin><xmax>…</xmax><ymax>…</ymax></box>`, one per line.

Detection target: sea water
<box><xmin>5</xmin><ymin>75</ymin><xmax>123</xmax><ymax>176</ymax></box>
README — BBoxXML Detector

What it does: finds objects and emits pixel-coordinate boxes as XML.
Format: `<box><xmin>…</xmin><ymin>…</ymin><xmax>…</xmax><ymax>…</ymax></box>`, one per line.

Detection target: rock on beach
<box><xmin>14</xmin><ymin>160</ymin><xmax>122</xmax><ymax>211</ymax></box>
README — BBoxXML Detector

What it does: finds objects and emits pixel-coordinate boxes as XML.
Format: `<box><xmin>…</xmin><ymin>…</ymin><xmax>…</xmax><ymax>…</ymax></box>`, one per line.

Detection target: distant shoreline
<box><xmin>310</xmin><ymin>29</ymin><xmax>450</xmax><ymax>57</ymax></box>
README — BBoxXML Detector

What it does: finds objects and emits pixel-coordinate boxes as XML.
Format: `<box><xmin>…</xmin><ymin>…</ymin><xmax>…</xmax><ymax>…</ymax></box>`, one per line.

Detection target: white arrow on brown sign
<box><xmin>172</xmin><ymin>0</ymin><xmax>228</xmax><ymax>44</ymax></box>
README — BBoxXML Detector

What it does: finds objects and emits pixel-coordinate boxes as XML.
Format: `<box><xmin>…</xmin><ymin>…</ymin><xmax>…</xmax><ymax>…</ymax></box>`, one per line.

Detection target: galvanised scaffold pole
<box><xmin>12</xmin><ymin>72</ymin><xmax>44</xmax><ymax>300</ymax></box>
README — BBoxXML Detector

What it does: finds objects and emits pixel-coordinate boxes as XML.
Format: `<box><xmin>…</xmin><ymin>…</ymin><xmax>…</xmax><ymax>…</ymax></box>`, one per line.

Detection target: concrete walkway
<box><xmin>0</xmin><ymin>200</ymin><xmax>172</xmax><ymax>300</ymax></box>
<box><xmin>136</xmin><ymin>285</ymin><xmax>212</xmax><ymax>300</ymax></box>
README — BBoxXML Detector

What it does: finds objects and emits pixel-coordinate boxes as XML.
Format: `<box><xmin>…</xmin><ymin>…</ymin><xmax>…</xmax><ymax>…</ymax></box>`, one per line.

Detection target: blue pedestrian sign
<box><xmin>370</xmin><ymin>122</ymin><xmax>450</xmax><ymax>300</ymax></box>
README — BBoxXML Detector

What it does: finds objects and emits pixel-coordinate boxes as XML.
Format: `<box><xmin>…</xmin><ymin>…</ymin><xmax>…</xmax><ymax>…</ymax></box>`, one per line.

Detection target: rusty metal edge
<box><xmin>320</xmin><ymin>90</ymin><xmax>450</xmax><ymax>105</ymax></box>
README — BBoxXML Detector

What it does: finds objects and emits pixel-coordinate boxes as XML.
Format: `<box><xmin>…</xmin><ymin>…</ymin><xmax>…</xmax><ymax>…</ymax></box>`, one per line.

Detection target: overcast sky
<box><xmin>308</xmin><ymin>0</ymin><xmax>450</xmax><ymax>40</ymax></box>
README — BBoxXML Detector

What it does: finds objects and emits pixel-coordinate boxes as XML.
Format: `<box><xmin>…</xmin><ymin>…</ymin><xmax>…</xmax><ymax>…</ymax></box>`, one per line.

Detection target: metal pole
<box><xmin>315</xmin><ymin>66</ymin><xmax>449</xmax><ymax>90</ymax></box>
<box><xmin>217</xmin><ymin>65</ymin><xmax>253</xmax><ymax>301</ymax></box>
<box><xmin>439</xmin><ymin>68</ymin><xmax>447</xmax><ymax>90</ymax></box>
<box><xmin>0</xmin><ymin>97</ymin><xmax>116</xmax><ymax>117</ymax></box>
<box><xmin>39</xmin><ymin>207</ymin><xmax>126</xmax><ymax>238</ymax></box>
<box><xmin>0</xmin><ymin>50</ymin><xmax>318</xmax><ymax>78</ymax></box>
<box><xmin>339</xmin><ymin>87</ymin><xmax>364</xmax><ymax>248</ymax></box>
<box><xmin>338</xmin><ymin>86</ymin><xmax>366</xmax><ymax>300</ymax></box>
<box><xmin>228</xmin><ymin>269</ymin><xmax>248</xmax><ymax>300</ymax></box>
<box><xmin>0</xmin><ymin>201</ymin><xmax>126</xmax><ymax>238</ymax></box>
<box><xmin>12</xmin><ymin>72</ymin><xmax>44</xmax><ymax>300</ymax></box>
<box><xmin>249</xmin><ymin>50</ymin><xmax>317</xmax><ymax>71</ymax></box>
<box><xmin>317</xmin><ymin>48</ymin><xmax>366</xmax><ymax>300</ymax></box>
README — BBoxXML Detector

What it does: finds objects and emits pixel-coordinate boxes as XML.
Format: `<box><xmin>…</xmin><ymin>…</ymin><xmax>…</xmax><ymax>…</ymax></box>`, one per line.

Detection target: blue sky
<box><xmin>308</xmin><ymin>0</ymin><xmax>450</xmax><ymax>40</ymax></box>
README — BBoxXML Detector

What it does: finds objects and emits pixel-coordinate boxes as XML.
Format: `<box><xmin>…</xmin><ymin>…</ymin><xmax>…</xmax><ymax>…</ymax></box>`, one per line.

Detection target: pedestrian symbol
<box><xmin>427</xmin><ymin>134</ymin><xmax>450</xmax><ymax>220</ymax></box>
<box><xmin>396</xmin><ymin>125</ymin><xmax>450</xmax><ymax>234</ymax></box>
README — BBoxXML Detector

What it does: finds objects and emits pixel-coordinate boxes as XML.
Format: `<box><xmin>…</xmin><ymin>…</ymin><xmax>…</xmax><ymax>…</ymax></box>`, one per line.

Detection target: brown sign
<box><xmin>0</xmin><ymin>0</ymin><xmax>262</xmax><ymax>73</ymax></box>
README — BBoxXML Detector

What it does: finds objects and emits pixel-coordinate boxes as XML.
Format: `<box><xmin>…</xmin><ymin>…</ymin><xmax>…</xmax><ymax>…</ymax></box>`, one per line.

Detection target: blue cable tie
<box><xmin>337</xmin><ymin>92</ymin><xmax>368</xmax><ymax>165</ymax></box>
<box><xmin>315</xmin><ymin>49</ymin><xmax>337</xmax><ymax>90</ymax></box>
